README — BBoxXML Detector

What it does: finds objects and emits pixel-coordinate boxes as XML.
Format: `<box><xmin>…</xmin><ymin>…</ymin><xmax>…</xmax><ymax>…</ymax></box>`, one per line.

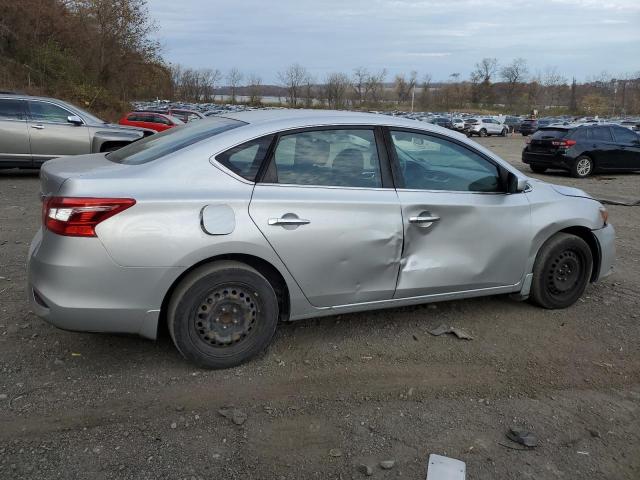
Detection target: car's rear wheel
<box><xmin>530</xmin><ymin>165</ymin><xmax>547</xmax><ymax>174</ymax></box>
<box><xmin>571</xmin><ymin>155</ymin><xmax>593</xmax><ymax>178</ymax></box>
<box><xmin>529</xmin><ymin>233</ymin><xmax>593</xmax><ymax>309</ymax></box>
<box><xmin>479</xmin><ymin>128</ymin><xmax>487</xmax><ymax>137</ymax></box>
<box><xmin>168</xmin><ymin>261</ymin><xmax>279</xmax><ymax>369</ymax></box>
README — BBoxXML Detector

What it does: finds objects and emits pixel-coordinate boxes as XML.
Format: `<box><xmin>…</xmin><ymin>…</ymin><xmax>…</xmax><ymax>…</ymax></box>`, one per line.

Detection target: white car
<box><xmin>465</xmin><ymin>118</ymin><xmax>509</xmax><ymax>137</ymax></box>
<box><xmin>452</xmin><ymin>118</ymin><xmax>465</xmax><ymax>131</ymax></box>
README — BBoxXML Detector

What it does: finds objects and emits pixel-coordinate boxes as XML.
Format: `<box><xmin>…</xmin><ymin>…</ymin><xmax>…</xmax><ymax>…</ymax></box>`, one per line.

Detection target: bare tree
<box><xmin>500</xmin><ymin>58</ymin><xmax>528</xmax><ymax>109</ymax></box>
<box><xmin>471</xmin><ymin>57</ymin><xmax>498</xmax><ymax>104</ymax></box>
<box><xmin>365</xmin><ymin>69</ymin><xmax>387</xmax><ymax>106</ymax></box>
<box><xmin>418</xmin><ymin>74</ymin><xmax>432</xmax><ymax>110</ymax></box>
<box><xmin>542</xmin><ymin>66</ymin><xmax>567</xmax><ymax>108</ymax></box>
<box><xmin>352</xmin><ymin>67</ymin><xmax>369</xmax><ymax>106</ymax></box>
<box><xmin>277</xmin><ymin>63</ymin><xmax>310</xmax><ymax>107</ymax></box>
<box><xmin>226</xmin><ymin>68</ymin><xmax>243</xmax><ymax>104</ymax></box>
<box><xmin>324</xmin><ymin>72</ymin><xmax>351</xmax><ymax>109</ymax></box>
<box><xmin>394</xmin><ymin>71</ymin><xmax>417</xmax><ymax>104</ymax></box>
<box><xmin>247</xmin><ymin>73</ymin><xmax>262</xmax><ymax>105</ymax></box>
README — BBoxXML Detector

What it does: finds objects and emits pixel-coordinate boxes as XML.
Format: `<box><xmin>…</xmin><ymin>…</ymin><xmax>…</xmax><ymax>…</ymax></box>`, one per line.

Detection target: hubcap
<box><xmin>576</xmin><ymin>158</ymin><xmax>591</xmax><ymax>176</ymax></box>
<box><xmin>193</xmin><ymin>285</ymin><xmax>257</xmax><ymax>347</ymax></box>
<box><xmin>546</xmin><ymin>250</ymin><xmax>582</xmax><ymax>296</ymax></box>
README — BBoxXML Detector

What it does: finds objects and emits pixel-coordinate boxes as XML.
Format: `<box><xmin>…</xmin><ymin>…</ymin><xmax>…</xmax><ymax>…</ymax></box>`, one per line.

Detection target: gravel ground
<box><xmin>1</xmin><ymin>135</ymin><xmax>639</xmax><ymax>479</ymax></box>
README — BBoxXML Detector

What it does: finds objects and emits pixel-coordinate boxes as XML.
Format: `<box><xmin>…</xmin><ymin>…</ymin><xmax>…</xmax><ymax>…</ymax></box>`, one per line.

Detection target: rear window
<box><xmin>522</xmin><ymin>119</ymin><xmax>536</xmax><ymax>124</ymax></box>
<box><xmin>107</xmin><ymin>117</ymin><xmax>245</xmax><ymax>165</ymax></box>
<box><xmin>0</xmin><ymin>98</ymin><xmax>27</xmax><ymax>120</ymax></box>
<box><xmin>532</xmin><ymin>128</ymin><xmax>569</xmax><ymax>139</ymax></box>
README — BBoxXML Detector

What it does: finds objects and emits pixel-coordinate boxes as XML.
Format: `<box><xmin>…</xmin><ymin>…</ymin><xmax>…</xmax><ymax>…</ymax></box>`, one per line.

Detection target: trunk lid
<box><xmin>529</xmin><ymin>128</ymin><xmax>570</xmax><ymax>154</ymax></box>
<box><xmin>39</xmin><ymin>153</ymin><xmax>134</xmax><ymax>196</ymax></box>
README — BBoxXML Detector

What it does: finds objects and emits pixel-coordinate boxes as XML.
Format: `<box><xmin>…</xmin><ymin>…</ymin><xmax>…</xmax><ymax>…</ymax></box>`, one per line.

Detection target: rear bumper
<box><xmin>27</xmin><ymin>228</ymin><xmax>181</xmax><ymax>340</ymax></box>
<box><xmin>522</xmin><ymin>150</ymin><xmax>574</xmax><ymax>170</ymax></box>
<box><xmin>592</xmin><ymin>223</ymin><xmax>616</xmax><ymax>281</ymax></box>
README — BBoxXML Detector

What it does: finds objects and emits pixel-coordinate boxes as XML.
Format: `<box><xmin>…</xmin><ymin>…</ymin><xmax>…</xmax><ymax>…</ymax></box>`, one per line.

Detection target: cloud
<box><xmin>149</xmin><ymin>0</ymin><xmax>640</xmax><ymax>82</ymax></box>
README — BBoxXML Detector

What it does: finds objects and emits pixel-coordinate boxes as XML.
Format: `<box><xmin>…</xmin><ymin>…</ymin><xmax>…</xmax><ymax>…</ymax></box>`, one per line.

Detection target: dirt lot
<box><xmin>1</xmin><ymin>135</ymin><xmax>639</xmax><ymax>480</ymax></box>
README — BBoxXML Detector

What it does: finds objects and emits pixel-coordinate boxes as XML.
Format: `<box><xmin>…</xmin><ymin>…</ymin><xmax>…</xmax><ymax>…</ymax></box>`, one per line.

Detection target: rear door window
<box><xmin>269</xmin><ymin>129</ymin><xmax>382</xmax><ymax>188</ymax></box>
<box><xmin>591</xmin><ymin>127</ymin><xmax>613</xmax><ymax>142</ymax></box>
<box><xmin>0</xmin><ymin>99</ymin><xmax>28</xmax><ymax>120</ymax></box>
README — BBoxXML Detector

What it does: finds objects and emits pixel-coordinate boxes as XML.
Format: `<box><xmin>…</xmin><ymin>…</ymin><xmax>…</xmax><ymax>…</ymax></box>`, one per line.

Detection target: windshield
<box><xmin>107</xmin><ymin>117</ymin><xmax>245</xmax><ymax>165</ymax></box>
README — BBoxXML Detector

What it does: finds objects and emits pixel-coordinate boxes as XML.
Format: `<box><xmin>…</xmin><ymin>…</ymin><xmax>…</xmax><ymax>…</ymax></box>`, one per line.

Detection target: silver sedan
<box><xmin>27</xmin><ymin>110</ymin><xmax>615</xmax><ymax>368</ymax></box>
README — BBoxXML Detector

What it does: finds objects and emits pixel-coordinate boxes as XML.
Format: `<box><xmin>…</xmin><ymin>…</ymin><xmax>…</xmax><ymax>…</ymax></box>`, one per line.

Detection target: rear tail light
<box><xmin>551</xmin><ymin>139</ymin><xmax>577</xmax><ymax>149</ymax></box>
<box><xmin>42</xmin><ymin>197</ymin><xmax>135</xmax><ymax>237</ymax></box>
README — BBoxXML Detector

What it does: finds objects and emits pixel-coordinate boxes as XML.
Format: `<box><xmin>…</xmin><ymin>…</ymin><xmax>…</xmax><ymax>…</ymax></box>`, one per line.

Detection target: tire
<box><xmin>479</xmin><ymin>128</ymin><xmax>487</xmax><ymax>137</ymax></box>
<box><xmin>466</xmin><ymin>131</ymin><xmax>473</xmax><ymax>137</ymax></box>
<box><xmin>501</xmin><ymin>128</ymin><xmax>508</xmax><ymax>137</ymax></box>
<box><xmin>529</xmin><ymin>233</ymin><xmax>593</xmax><ymax>309</ymax></box>
<box><xmin>168</xmin><ymin>261</ymin><xmax>279</xmax><ymax>369</ymax></box>
<box><xmin>530</xmin><ymin>165</ymin><xmax>547</xmax><ymax>174</ymax></box>
<box><xmin>570</xmin><ymin>155</ymin><xmax>593</xmax><ymax>178</ymax></box>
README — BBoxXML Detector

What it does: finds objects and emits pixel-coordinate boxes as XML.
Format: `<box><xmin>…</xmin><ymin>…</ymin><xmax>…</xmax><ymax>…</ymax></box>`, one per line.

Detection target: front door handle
<box><xmin>409</xmin><ymin>213</ymin><xmax>440</xmax><ymax>227</ymax></box>
<box><xmin>268</xmin><ymin>217</ymin><xmax>310</xmax><ymax>226</ymax></box>
<box><xmin>31</xmin><ymin>124</ymin><xmax>45</xmax><ymax>130</ymax></box>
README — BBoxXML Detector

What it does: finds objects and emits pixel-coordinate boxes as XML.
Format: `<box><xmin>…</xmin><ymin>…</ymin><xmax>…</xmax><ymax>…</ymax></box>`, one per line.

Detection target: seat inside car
<box><xmin>331</xmin><ymin>148</ymin><xmax>368</xmax><ymax>187</ymax></box>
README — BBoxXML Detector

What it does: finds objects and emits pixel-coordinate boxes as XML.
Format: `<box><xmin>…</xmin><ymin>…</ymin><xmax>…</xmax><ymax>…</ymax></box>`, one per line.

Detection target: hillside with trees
<box><xmin>0</xmin><ymin>0</ymin><xmax>171</xmax><ymax>117</ymax></box>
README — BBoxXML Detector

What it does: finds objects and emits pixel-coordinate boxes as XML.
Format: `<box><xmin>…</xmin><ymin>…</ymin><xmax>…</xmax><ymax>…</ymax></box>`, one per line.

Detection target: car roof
<box><xmin>218</xmin><ymin>109</ymin><xmax>445</xmax><ymax>131</ymax></box>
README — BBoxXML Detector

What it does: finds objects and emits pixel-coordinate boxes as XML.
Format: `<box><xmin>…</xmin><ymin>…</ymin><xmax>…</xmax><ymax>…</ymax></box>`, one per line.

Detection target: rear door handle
<box><xmin>31</xmin><ymin>124</ymin><xmax>45</xmax><ymax>130</ymax></box>
<box><xmin>268</xmin><ymin>217</ymin><xmax>310</xmax><ymax>226</ymax></box>
<box><xmin>409</xmin><ymin>215</ymin><xmax>440</xmax><ymax>224</ymax></box>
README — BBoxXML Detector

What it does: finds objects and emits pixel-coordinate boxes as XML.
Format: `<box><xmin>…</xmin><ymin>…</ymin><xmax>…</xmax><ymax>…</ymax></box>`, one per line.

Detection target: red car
<box><xmin>118</xmin><ymin>111</ymin><xmax>184</xmax><ymax>132</ymax></box>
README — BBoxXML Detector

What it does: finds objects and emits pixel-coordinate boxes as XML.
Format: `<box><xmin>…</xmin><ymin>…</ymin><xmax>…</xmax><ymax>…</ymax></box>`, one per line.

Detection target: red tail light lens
<box><xmin>43</xmin><ymin>197</ymin><xmax>136</xmax><ymax>237</ymax></box>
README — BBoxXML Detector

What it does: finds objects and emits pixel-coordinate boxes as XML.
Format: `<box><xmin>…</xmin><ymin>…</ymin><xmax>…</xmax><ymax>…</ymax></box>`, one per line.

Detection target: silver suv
<box><xmin>0</xmin><ymin>94</ymin><xmax>150</xmax><ymax>169</ymax></box>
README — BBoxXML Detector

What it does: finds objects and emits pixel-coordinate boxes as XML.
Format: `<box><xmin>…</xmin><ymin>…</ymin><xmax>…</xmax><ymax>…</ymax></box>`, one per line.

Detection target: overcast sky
<box><xmin>149</xmin><ymin>0</ymin><xmax>640</xmax><ymax>84</ymax></box>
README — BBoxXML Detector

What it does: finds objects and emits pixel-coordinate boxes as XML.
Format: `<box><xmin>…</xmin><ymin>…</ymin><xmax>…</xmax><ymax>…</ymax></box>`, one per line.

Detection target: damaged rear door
<box><xmin>387</xmin><ymin>129</ymin><xmax>531</xmax><ymax>298</ymax></box>
<box><xmin>249</xmin><ymin>127</ymin><xmax>403</xmax><ymax>307</ymax></box>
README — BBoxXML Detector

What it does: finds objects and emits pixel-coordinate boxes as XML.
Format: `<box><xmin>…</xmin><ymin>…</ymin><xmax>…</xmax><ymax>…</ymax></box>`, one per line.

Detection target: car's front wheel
<box><xmin>479</xmin><ymin>128</ymin><xmax>487</xmax><ymax>137</ymax></box>
<box><xmin>529</xmin><ymin>233</ymin><xmax>593</xmax><ymax>309</ymax></box>
<box><xmin>167</xmin><ymin>261</ymin><xmax>279</xmax><ymax>369</ymax></box>
<box><xmin>571</xmin><ymin>155</ymin><xmax>594</xmax><ymax>178</ymax></box>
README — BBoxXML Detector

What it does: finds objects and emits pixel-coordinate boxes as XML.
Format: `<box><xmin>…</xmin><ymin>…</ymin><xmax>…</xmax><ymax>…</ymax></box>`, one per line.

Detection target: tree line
<box><xmin>170</xmin><ymin>60</ymin><xmax>640</xmax><ymax>117</ymax></box>
<box><xmin>1</xmin><ymin>1</ymin><xmax>638</xmax><ymax>117</ymax></box>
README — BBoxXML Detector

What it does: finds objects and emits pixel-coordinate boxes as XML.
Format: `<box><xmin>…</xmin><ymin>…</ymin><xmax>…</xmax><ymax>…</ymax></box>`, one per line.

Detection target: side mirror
<box><xmin>67</xmin><ymin>115</ymin><xmax>83</xmax><ymax>125</ymax></box>
<box><xmin>507</xmin><ymin>171</ymin><xmax>527</xmax><ymax>193</ymax></box>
